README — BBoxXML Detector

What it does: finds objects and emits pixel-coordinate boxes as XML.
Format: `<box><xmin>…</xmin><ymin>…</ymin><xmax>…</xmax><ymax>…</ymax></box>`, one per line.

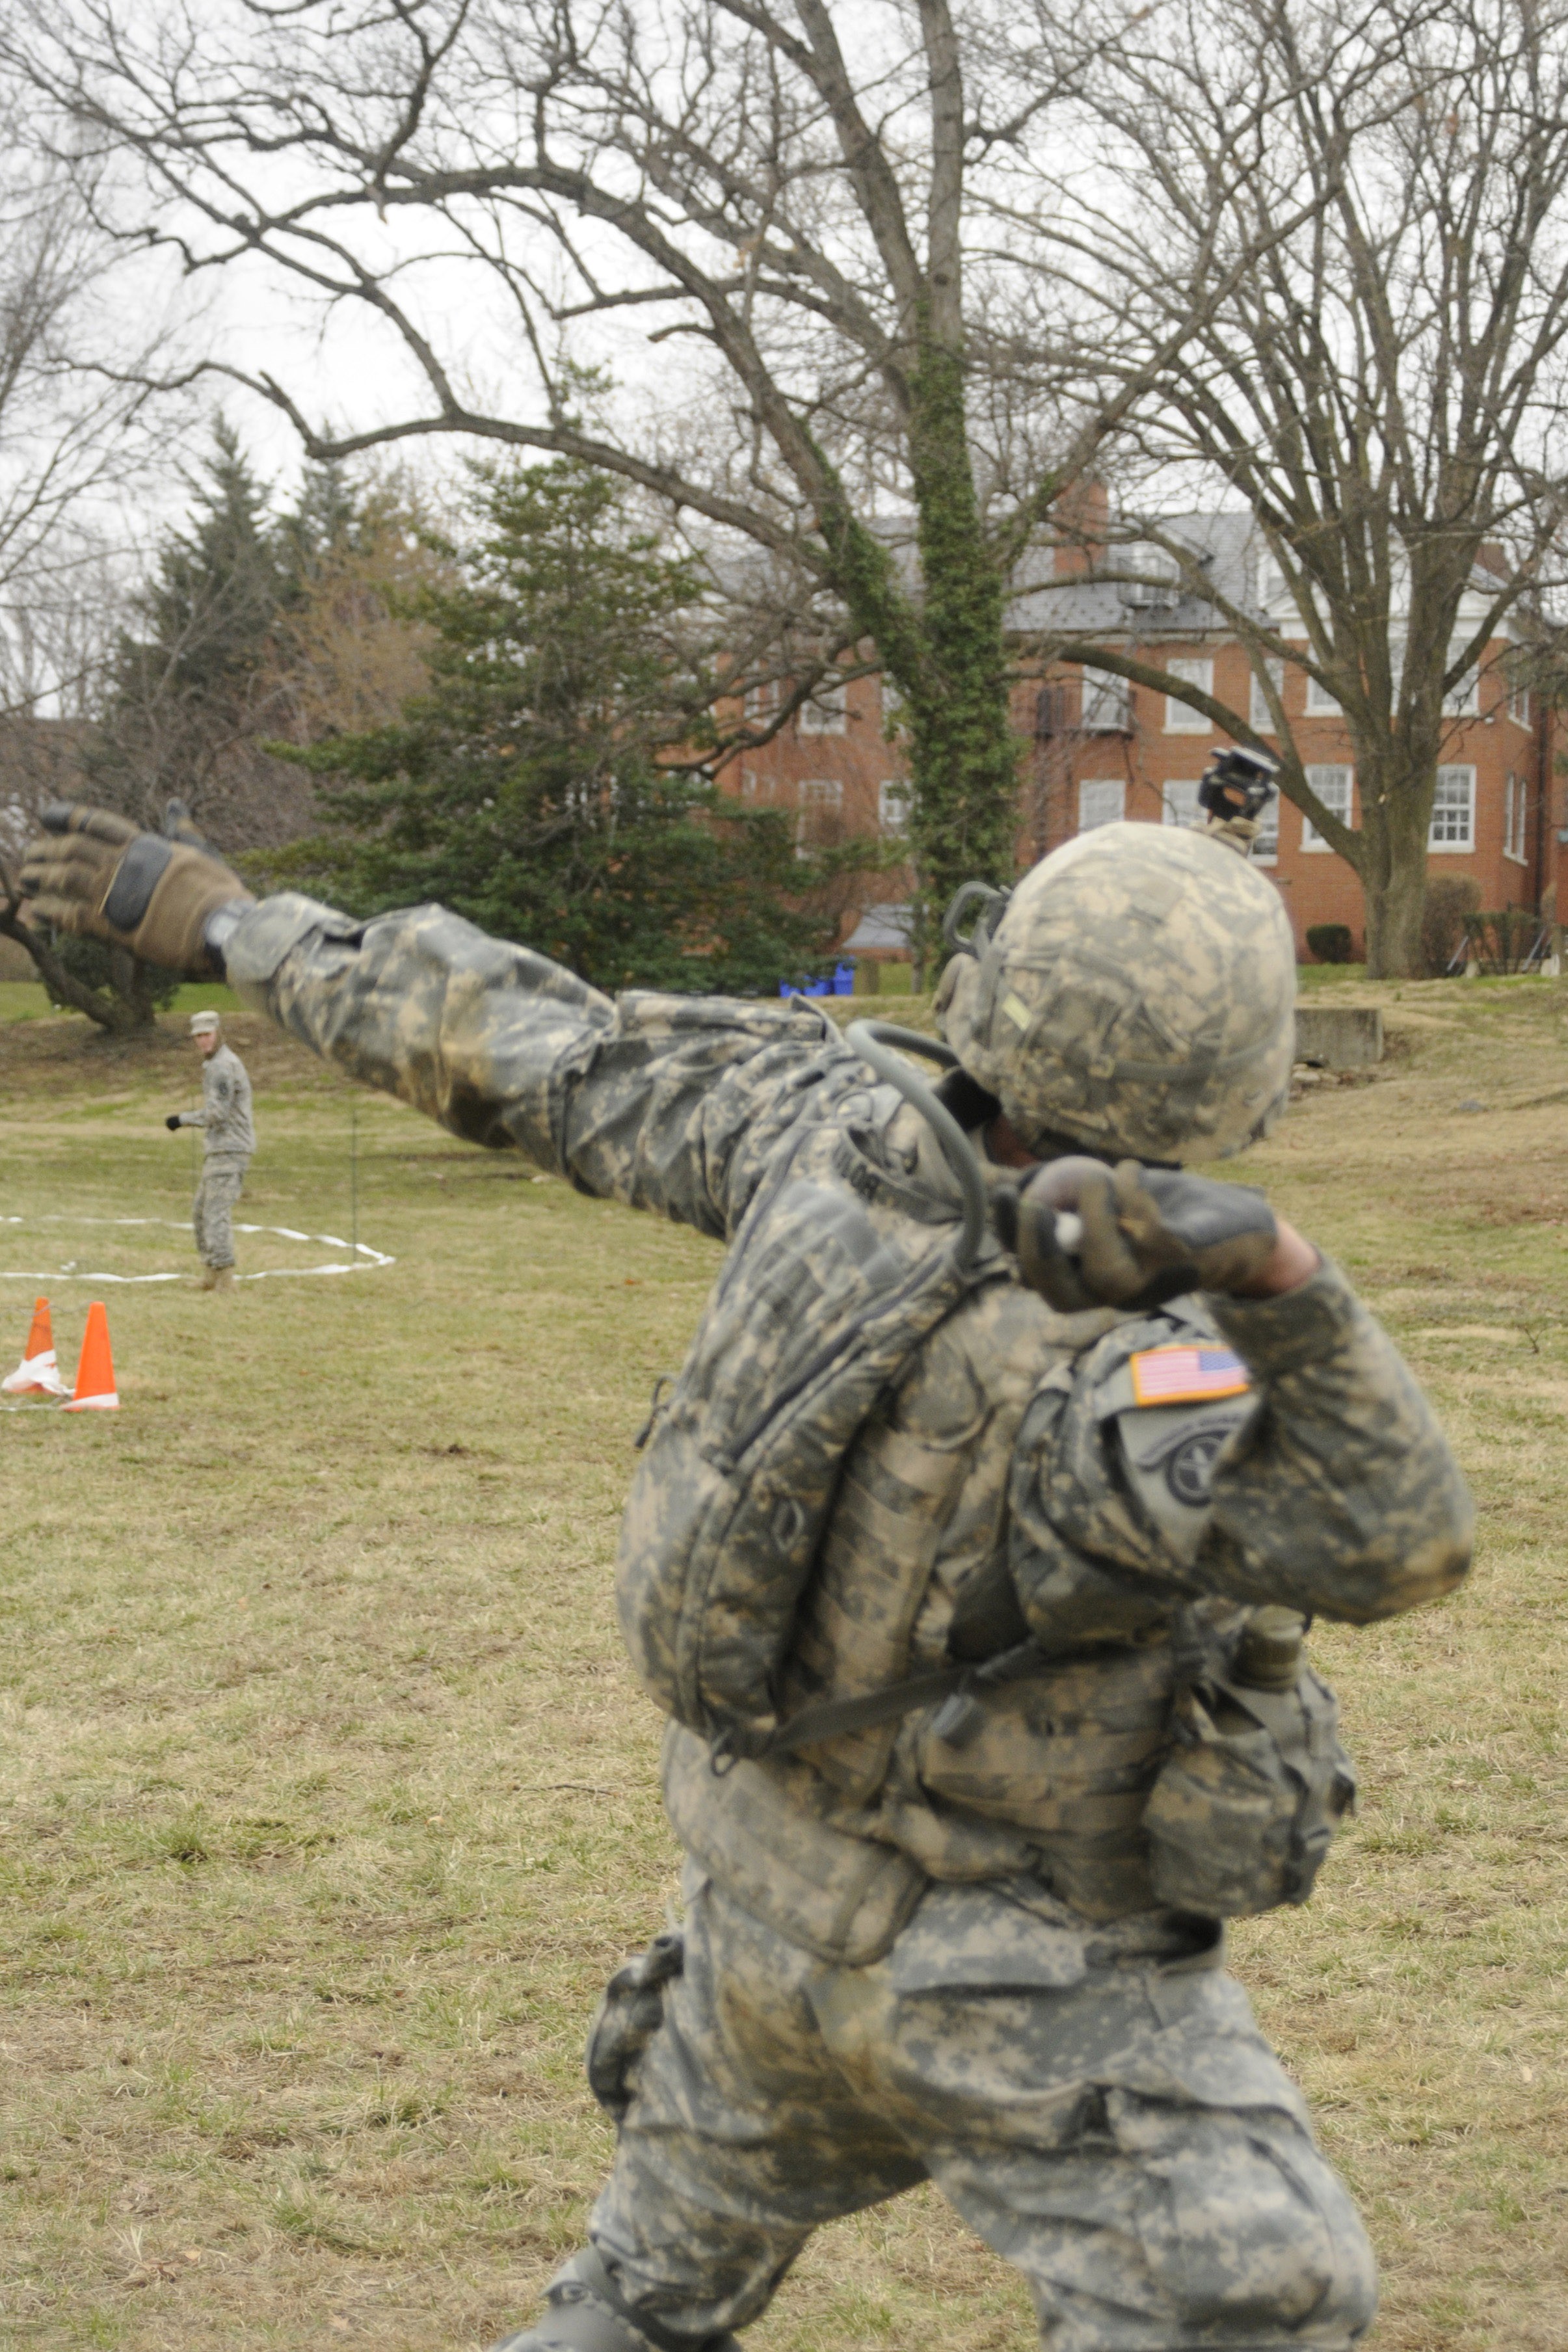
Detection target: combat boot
<box><xmin>209</xmin><ymin>1266</ymin><xmax>236</xmax><ymax>1294</ymax></box>
<box><xmin>198</xmin><ymin>1264</ymin><xmax>219</xmax><ymax>1290</ymax></box>
<box><xmin>490</xmin><ymin>2249</ymin><xmax>739</xmax><ymax>2352</ymax></box>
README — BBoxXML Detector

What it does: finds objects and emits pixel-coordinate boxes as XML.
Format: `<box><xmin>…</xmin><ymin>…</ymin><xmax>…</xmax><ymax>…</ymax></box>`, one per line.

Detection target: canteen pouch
<box><xmin>585</xmin><ymin>1928</ymin><xmax>685</xmax><ymax>2124</ymax></box>
<box><xmin>1142</xmin><ymin>1660</ymin><xmax>1356</xmax><ymax>1919</ymax></box>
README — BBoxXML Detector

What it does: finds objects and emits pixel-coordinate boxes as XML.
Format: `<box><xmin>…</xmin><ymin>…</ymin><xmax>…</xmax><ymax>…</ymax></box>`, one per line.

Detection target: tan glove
<box><xmin>996</xmin><ymin>1156</ymin><xmax>1278</xmax><ymax>1311</ymax></box>
<box><xmin>19</xmin><ymin>803</ymin><xmax>254</xmax><ymax>975</ymax></box>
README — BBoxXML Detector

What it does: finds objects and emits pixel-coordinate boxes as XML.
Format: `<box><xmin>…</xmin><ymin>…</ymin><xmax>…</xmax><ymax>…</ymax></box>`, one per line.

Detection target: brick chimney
<box><xmin>1052</xmin><ymin>477</ymin><xmax>1109</xmax><ymax>577</ymax></box>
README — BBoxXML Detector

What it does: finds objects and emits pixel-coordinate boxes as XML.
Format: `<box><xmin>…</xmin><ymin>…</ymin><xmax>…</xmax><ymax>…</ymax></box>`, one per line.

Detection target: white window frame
<box><xmin>1122</xmin><ymin>544</ymin><xmax>1182</xmax><ymax>607</ymax></box>
<box><xmin>1163</xmin><ymin>657</ymin><xmax>1212</xmax><ymax>732</ymax></box>
<box><xmin>1255</xmin><ymin>552</ymin><xmax>1288</xmax><ymax>607</ymax></box>
<box><xmin>1429</xmin><ymin>766</ymin><xmax>1476</xmax><ymax>851</ymax></box>
<box><xmin>1078</xmin><ymin>777</ymin><xmax>1126</xmax><ymax>832</ymax></box>
<box><xmin>1304</xmin><ymin>671</ymin><xmax>1341</xmax><ymax>716</ymax></box>
<box><xmin>1082</xmin><ymin>671</ymin><xmax>1131</xmax><ymax>732</ymax></box>
<box><xmin>739</xmin><ymin>768</ymin><xmax>759</xmax><ymax>800</ymax></box>
<box><xmin>1387</xmin><ymin>636</ymin><xmax>1407</xmax><ymax>711</ymax></box>
<box><xmin>1249</xmin><ymin>659</ymin><xmax>1284</xmax><ymax>734</ymax></box>
<box><xmin>798</xmin><ymin>679</ymin><xmax>849</xmax><ymax>735</ymax></box>
<box><xmin>1509</xmin><ymin>677</ymin><xmax>1530</xmax><ymax>729</ymax></box>
<box><xmin>743</xmin><ymin>678</ymin><xmax>780</xmax><ymax>725</ymax></box>
<box><xmin>1301</xmin><ymin>765</ymin><xmax>1353</xmax><ymax>851</ymax></box>
<box><xmin>1504</xmin><ymin>773</ymin><xmax>1528</xmax><ymax>864</ymax></box>
<box><xmin>878</xmin><ymin>778</ymin><xmax>912</xmax><ymax>836</ymax></box>
<box><xmin>1442</xmin><ymin>654</ymin><xmax>1479</xmax><ymax>717</ymax></box>
<box><xmin>1251</xmin><ymin>792</ymin><xmax>1279</xmax><ymax>866</ymax></box>
<box><xmin>1161</xmin><ymin>779</ymin><xmax>1203</xmax><ymax>829</ymax></box>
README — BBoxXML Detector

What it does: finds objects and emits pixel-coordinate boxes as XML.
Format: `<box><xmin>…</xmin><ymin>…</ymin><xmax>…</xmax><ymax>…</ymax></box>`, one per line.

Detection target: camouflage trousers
<box><xmin>193</xmin><ymin>1155</ymin><xmax>247</xmax><ymax>1269</ymax></box>
<box><xmin>586</xmin><ymin>1867</ymin><xmax>1375</xmax><ymax>2352</ymax></box>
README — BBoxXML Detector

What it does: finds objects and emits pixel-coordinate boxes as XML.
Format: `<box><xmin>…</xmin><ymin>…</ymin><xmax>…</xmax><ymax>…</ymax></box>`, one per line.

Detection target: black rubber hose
<box><xmin>844</xmin><ymin>1019</ymin><xmax>987</xmax><ymax>1268</ymax></box>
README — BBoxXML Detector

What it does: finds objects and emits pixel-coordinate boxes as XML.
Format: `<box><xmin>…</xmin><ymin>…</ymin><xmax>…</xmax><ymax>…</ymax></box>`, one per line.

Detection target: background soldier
<box><xmin>21</xmin><ymin>799</ymin><xmax>1472</xmax><ymax>2352</ymax></box>
<box><xmin>165</xmin><ymin>1008</ymin><xmax>254</xmax><ymax>1291</ymax></box>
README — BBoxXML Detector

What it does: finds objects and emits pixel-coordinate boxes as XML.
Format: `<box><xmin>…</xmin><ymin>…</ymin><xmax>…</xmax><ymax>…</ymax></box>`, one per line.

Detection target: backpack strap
<box><xmin>711</xmin><ymin>1638</ymin><xmax>1047</xmax><ymax>1770</ymax></box>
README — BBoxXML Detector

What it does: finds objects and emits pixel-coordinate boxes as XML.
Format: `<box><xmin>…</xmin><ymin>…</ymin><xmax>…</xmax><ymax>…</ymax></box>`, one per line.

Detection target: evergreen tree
<box><xmin>90</xmin><ymin>425</ymin><xmax>367</xmax><ymax>854</ymax></box>
<box><xmin>272</xmin><ymin>461</ymin><xmax>849</xmax><ymax>996</ymax></box>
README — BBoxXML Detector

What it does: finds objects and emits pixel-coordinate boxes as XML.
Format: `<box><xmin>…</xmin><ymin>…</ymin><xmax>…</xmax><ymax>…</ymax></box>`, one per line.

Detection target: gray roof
<box><xmin>1006</xmin><ymin>510</ymin><xmax>1260</xmax><ymax>640</ymax></box>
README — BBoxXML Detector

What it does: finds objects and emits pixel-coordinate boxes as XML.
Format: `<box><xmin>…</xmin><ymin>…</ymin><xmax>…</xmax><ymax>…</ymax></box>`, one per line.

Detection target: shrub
<box><xmin>1305</xmin><ymin>922</ymin><xmax>1353</xmax><ymax>964</ymax></box>
<box><xmin>1462</xmin><ymin>907</ymin><xmax>1543</xmax><ymax>975</ymax></box>
<box><xmin>1421</xmin><ymin>874</ymin><xmax>1482</xmax><ymax>976</ymax></box>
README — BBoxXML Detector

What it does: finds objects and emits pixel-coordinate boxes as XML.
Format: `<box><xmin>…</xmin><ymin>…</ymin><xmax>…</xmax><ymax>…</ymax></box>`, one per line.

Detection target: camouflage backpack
<box><xmin>615</xmin><ymin>1024</ymin><xmax>1011</xmax><ymax>1757</ymax></box>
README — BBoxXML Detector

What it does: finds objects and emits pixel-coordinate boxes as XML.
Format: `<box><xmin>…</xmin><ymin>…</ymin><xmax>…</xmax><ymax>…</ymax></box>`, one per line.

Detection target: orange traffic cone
<box><xmin>2</xmin><ymin>1297</ymin><xmax>68</xmax><ymax>1396</ymax></box>
<box><xmin>62</xmin><ymin>1302</ymin><xmax>118</xmax><ymax>1411</ymax></box>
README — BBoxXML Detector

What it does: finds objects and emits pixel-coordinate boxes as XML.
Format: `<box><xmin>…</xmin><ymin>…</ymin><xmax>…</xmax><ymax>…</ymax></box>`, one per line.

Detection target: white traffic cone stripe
<box><xmin>1</xmin><ymin>1349</ymin><xmax>68</xmax><ymax>1395</ymax></box>
<box><xmin>61</xmin><ymin>1391</ymin><xmax>120</xmax><ymax>1411</ymax></box>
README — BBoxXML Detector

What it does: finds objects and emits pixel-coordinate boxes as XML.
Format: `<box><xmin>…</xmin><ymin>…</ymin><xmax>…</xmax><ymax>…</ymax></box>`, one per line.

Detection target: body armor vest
<box><xmin>621</xmin><ymin>1078</ymin><xmax>1347</xmax><ymax>1966</ymax></box>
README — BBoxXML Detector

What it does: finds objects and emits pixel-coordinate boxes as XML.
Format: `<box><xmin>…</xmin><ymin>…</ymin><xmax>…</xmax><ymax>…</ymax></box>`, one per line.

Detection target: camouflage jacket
<box><xmin>178</xmin><ymin>1043</ymin><xmax>254</xmax><ymax>1157</ymax></box>
<box><xmin>226</xmin><ymin>896</ymin><xmax>1473</xmax><ymax>1958</ymax></box>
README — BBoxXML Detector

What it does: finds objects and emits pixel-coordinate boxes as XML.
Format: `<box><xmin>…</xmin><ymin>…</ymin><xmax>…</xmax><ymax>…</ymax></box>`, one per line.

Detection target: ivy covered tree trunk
<box><xmin>901</xmin><ymin>343</ymin><xmax>1020</xmax><ymax>965</ymax></box>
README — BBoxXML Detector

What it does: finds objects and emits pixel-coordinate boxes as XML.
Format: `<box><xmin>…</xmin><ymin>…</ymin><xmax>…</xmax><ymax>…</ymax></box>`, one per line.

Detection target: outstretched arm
<box><xmin>20</xmin><ymin>807</ymin><xmax>852</xmax><ymax>1240</ymax></box>
<box><xmin>227</xmin><ymin>894</ymin><xmax>849</xmax><ymax>1236</ymax></box>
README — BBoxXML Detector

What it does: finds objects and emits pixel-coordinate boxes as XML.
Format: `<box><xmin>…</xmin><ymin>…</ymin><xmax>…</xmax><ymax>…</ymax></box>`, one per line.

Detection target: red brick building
<box><xmin>716</xmin><ymin>511</ymin><xmax>1566</xmax><ymax>967</ymax></box>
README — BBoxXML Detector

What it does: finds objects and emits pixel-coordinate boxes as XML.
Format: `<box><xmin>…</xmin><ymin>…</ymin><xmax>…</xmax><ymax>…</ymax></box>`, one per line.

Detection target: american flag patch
<box><xmin>1130</xmin><ymin>1345</ymin><xmax>1251</xmax><ymax>1408</ymax></box>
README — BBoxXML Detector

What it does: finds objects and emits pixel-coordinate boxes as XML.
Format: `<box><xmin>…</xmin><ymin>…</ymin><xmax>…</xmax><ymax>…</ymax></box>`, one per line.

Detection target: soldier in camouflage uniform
<box><xmin>20</xmin><ymin>799</ymin><xmax>1472</xmax><ymax>2352</ymax></box>
<box><xmin>165</xmin><ymin>1008</ymin><xmax>255</xmax><ymax>1292</ymax></box>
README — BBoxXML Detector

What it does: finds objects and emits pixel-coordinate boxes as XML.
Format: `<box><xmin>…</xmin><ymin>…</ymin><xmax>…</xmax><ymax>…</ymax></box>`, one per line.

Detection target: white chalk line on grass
<box><xmin>0</xmin><ymin>1214</ymin><xmax>393</xmax><ymax>1282</ymax></box>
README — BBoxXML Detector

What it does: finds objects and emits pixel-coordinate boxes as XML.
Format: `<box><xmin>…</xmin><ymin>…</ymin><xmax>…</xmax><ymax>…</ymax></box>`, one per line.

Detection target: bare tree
<box><xmin>0</xmin><ymin>126</ymin><xmax>189</xmax><ymax>1026</ymax></box>
<box><xmin>7</xmin><ymin>0</ymin><xmax>1311</xmax><ymax>953</ymax></box>
<box><xmin>1018</xmin><ymin>0</ymin><xmax>1568</xmax><ymax>974</ymax></box>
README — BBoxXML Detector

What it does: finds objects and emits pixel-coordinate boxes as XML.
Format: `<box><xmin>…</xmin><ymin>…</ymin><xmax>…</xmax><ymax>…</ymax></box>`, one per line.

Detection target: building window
<box><xmin>1082</xmin><ymin>671</ymin><xmax>1130</xmax><ymax>732</ymax></box>
<box><xmin>1078</xmin><ymin>777</ymin><xmax>1126</xmax><ymax>831</ymax></box>
<box><xmin>1162</xmin><ymin>779</ymin><xmax>1203</xmax><ymax>827</ymax></box>
<box><xmin>743</xmin><ymin>678</ymin><xmax>780</xmax><ymax>725</ymax></box>
<box><xmin>1255</xmin><ymin>550</ymin><xmax>1288</xmax><ymax>606</ymax></box>
<box><xmin>740</xmin><ymin>769</ymin><xmax>758</xmax><ymax>799</ymax></box>
<box><xmin>1164</xmin><ymin>657</ymin><xmax>1212</xmax><ymax>732</ymax></box>
<box><xmin>1387</xmin><ymin>636</ymin><xmax>1407</xmax><ymax>711</ymax></box>
<box><xmin>1252</xmin><ymin>793</ymin><xmax>1279</xmax><ymax>864</ymax></box>
<box><xmin>799</xmin><ymin>679</ymin><xmax>849</xmax><ymax>734</ymax></box>
<box><xmin>1443</xmin><ymin>656</ymin><xmax>1479</xmax><ymax>717</ymax></box>
<box><xmin>881</xmin><ymin>675</ymin><xmax>907</xmax><ymax>730</ymax></box>
<box><xmin>1249</xmin><ymin>659</ymin><xmax>1284</xmax><ymax>733</ymax></box>
<box><xmin>1504</xmin><ymin>773</ymin><xmax>1528</xmax><ymax>864</ymax></box>
<box><xmin>1429</xmin><ymin>766</ymin><xmax>1475</xmax><ymax>849</ymax></box>
<box><xmin>1304</xmin><ymin>671</ymin><xmax>1341</xmax><ymax>716</ymax></box>
<box><xmin>879</xmin><ymin>779</ymin><xmax>912</xmax><ymax>836</ymax></box>
<box><xmin>1301</xmin><ymin>765</ymin><xmax>1353</xmax><ymax>850</ymax></box>
<box><xmin>1509</xmin><ymin>677</ymin><xmax>1530</xmax><ymax>728</ymax></box>
<box><xmin>1121</xmin><ymin>544</ymin><xmax>1182</xmax><ymax>608</ymax></box>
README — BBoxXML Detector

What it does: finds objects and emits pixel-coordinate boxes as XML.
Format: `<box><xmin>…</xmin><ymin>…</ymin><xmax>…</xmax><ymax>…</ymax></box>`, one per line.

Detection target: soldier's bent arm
<box><xmin>222</xmin><ymin>895</ymin><xmax>849</xmax><ymax>1240</ymax></box>
<box><xmin>1034</xmin><ymin>1255</ymin><xmax>1472</xmax><ymax>1631</ymax></box>
<box><xmin>1200</xmin><ymin>1263</ymin><xmax>1472</xmax><ymax>1622</ymax></box>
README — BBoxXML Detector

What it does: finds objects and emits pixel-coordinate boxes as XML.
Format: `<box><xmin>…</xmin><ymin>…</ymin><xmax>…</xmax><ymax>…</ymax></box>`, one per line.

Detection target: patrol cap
<box><xmin>938</xmin><ymin>822</ymin><xmax>1296</xmax><ymax>1162</ymax></box>
<box><xmin>188</xmin><ymin>1010</ymin><xmax>221</xmax><ymax>1036</ymax></box>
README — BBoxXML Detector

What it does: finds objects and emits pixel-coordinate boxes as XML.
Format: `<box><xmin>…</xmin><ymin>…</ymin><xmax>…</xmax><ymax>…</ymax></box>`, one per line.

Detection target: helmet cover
<box><xmin>938</xmin><ymin>822</ymin><xmax>1296</xmax><ymax>1162</ymax></box>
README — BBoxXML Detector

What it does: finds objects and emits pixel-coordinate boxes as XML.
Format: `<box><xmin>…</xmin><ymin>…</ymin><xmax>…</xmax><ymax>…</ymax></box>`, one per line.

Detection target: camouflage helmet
<box><xmin>937</xmin><ymin>822</ymin><xmax>1296</xmax><ymax>1162</ymax></box>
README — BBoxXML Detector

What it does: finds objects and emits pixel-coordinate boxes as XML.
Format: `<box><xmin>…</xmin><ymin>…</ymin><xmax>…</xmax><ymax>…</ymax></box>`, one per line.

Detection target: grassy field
<box><xmin>0</xmin><ymin>975</ymin><xmax>1563</xmax><ymax>2351</ymax></box>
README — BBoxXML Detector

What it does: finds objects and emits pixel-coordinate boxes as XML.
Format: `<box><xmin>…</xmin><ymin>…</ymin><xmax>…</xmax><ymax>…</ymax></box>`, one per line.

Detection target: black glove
<box><xmin>165</xmin><ymin>1114</ymin><xmax>183</xmax><ymax>1132</ymax></box>
<box><xmin>996</xmin><ymin>1157</ymin><xmax>1277</xmax><ymax>1311</ymax></box>
<box><xmin>20</xmin><ymin>803</ymin><xmax>253</xmax><ymax>975</ymax></box>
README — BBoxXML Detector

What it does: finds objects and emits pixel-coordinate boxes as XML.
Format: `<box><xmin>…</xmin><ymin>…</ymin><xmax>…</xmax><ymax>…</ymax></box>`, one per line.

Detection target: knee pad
<box><xmin>490</xmin><ymin>2248</ymin><xmax>743</xmax><ymax>2352</ymax></box>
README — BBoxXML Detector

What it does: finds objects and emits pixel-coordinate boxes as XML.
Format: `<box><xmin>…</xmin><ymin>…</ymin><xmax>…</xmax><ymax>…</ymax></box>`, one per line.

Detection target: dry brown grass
<box><xmin>0</xmin><ymin>973</ymin><xmax>1563</xmax><ymax>2350</ymax></box>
